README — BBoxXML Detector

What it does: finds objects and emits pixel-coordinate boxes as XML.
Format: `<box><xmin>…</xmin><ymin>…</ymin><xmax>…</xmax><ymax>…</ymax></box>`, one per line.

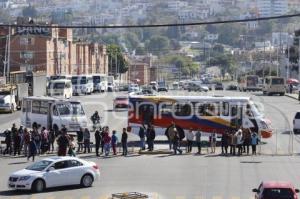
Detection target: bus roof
<box><xmin>23</xmin><ymin>96</ymin><xmax>81</xmax><ymax>103</ymax></box>
<box><xmin>129</xmin><ymin>95</ymin><xmax>251</xmax><ymax>102</ymax></box>
<box><xmin>49</xmin><ymin>79</ymin><xmax>71</xmax><ymax>83</ymax></box>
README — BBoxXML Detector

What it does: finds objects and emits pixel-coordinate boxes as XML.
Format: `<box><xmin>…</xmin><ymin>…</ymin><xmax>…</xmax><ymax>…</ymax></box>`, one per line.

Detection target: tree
<box><xmin>145</xmin><ymin>36</ymin><xmax>170</xmax><ymax>55</ymax></box>
<box><xmin>208</xmin><ymin>53</ymin><xmax>236</xmax><ymax>78</ymax></box>
<box><xmin>163</xmin><ymin>55</ymin><xmax>200</xmax><ymax>76</ymax></box>
<box><xmin>22</xmin><ymin>6</ymin><xmax>38</xmax><ymax>18</ymax></box>
<box><xmin>107</xmin><ymin>45</ymin><xmax>129</xmax><ymax>75</ymax></box>
<box><xmin>166</xmin><ymin>26</ymin><xmax>181</xmax><ymax>39</ymax></box>
<box><xmin>217</xmin><ymin>24</ymin><xmax>245</xmax><ymax>47</ymax></box>
<box><xmin>136</xmin><ymin>45</ymin><xmax>147</xmax><ymax>55</ymax></box>
<box><xmin>124</xmin><ymin>32</ymin><xmax>140</xmax><ymax>51</ymax></box>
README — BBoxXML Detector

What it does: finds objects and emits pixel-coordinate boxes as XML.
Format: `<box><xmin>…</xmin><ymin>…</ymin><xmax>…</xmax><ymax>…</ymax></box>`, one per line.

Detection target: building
<box><xmin>0</xmin><ymin>18</ymin><xmax>108</xmax><ymax>77</ymax></box>
<box><xmin>288</xmin><ymin>0</ymin><xmax>300</xmax><ymax>11</ymax></box>
<box><xmin>129</xmin><ymin>62</ymin><xmax>149</xmax><ymax>85</ymax></box>
<box><xmin>256</xmin><ymin>0</ymin><xmax>288</xmax><ymax>17</ymax></box>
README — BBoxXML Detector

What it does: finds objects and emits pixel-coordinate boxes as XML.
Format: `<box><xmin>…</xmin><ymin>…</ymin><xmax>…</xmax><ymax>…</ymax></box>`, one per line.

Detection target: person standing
<box><xmin>18</xmin><ymin>126</ymin><xmax>24</xmax><ymax>152</ymax></box>
<box><xmin>56</xmin><ymin>130</ymin><xmax>70</xmax><ymax>156</ymax></box>
<box><xmin>48</xmin><ymin>128</ymin><xmax>55</xmax><ymax>152</ymax></box>
<box><xmin>251</xmin><ymin>131</ymin><xmax>259</xmax><ymax>155</ymax></box>
<box><xmin>186</xmin><ymin>129</ymin><xmax>194</xmax><ymax>153</ymax></box>
<box><xmin>195</xmin><ymin>131</ymin><xmax>202</xmax><ymax>154</ymax></box>
<box><xmin>148</xmin><ymin>125</ymin><xmax>156</xmax><ymax>151</ymax></box>
<box><xmin>121</xmin><ymin>128</ymin><xmax>128</xmax><ymax>156</ymax></box>
<box><xmin>236</xmin><ymin>129</ymin><xmax>243</xmax><ymax>156</ymax></box>
<box><xmin>76</xmin><ymin>128</ymin><xmax>84</xmax><ymax>153</ymax></box>
<box><xmin>243</xmin><ymin>129</ymin><xmax>251</xmax><ymax>155</ymax></box>
<box><xmin>138</xmin><ymin>126</ymin><xmax>146</xmax><ymax>151</ymax></box>
<box><xmin>210</xmin><ymin>132</ymin><xmax>217</xmax><ymax>153</ymax></box>
<box><xmin>27</xmin><ymin>137</ymin><xmax>37</xmax><ymax>162</ymax></box>
<box><xmin>13</xmin><ymin>131</ymin><xmax>21</xmax><ymax>156</ymax></box>
<box><xmin>41</xmin><ymin>127</ymin><xmax>49</xmax><ymax>154</ymax></box>
<box><xmin>95</xmin><ymin>128</ymin><xmax>101</xmax><ymax>156</ymax></box>
<box><xmin>101</xmin><ymin>127</ymin><xmax>107</xmax><ymax>154</ymax></box>
<box><xmin>32</xmin><ymin>127</ymin><xmax>41</xmax><ymax>155</ymax></box>
<box><xmin>167</xmin><ymin>122</ymin><xmax>176</xmax><ymax>150</ymax></box>
<box><xmin>221</xmin><ymin>132</ymin><xmax>228</xmax><ymax>155</ymax></box>
<box><xmin>83</xmin><ymin>128</ymin><xmax>91</xmax><ymax>153</ymax></box>
<box><xmin>173</xmin><ymin>131</ymin><xmax>182</xmax><ymax>155</ymax></box>
<box><xmin>23</xmin><ymin>128</ymin><xmax>31</xmax><ymax>156</ymax></box>
<box><xmin>111</xmin><ymin>130</ymin><xmax>118</xmax><ymax>155</ymax></box>
<box><xmin>3</xmin><ymin>130</ymin><xmax>12</xmax><ymax>155</ymax></box>
<box><xmin>103</xmin><ymin>131</ymin><xmax>111</xmax><ymax>156</ymax></box>
<box><xmin>68</xmin><ymin>136</ymin><xmax>76</xmax><ymax>157</ymax></box>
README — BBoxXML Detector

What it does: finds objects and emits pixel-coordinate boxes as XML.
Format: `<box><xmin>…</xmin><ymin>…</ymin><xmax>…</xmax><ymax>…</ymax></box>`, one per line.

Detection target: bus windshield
<box><xmin>271</xmin><ymin>78</ymin><xmax>284</xmax><ymax>85</ymax></box>
<box><xmin>56</xmin><ymin>102</ymin><xmax>85</xmax><ymax>116</ymax></box>
<box><xmin>71</xmin><ymin>77</ymin><xmax>79</xmax><ymax>84</ymax></box>
<box><xmin>51</xmin><ymin>83</ymin><xmax>65</xmax><ymax>89</ymax></box>
<box><xmin>93</xmin><ymin>76</ymin><xmax>100</xmax><ymax>83</ymax></box>
<box><xmin>80</xmin><ymin>77</ymin><xmax>87</xmax><ymax>84</ymax></box>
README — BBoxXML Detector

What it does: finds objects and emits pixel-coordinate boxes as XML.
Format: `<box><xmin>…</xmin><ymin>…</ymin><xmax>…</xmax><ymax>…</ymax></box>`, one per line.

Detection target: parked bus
<box><xmin>71</xmin><ymin>75</ymin><xmax>94</xmax><ymax>95</ymax></box>
<box><xmin>21</xmin><ymin>96</ymin><xmax>88</xmax><ymax>131</ymax></box>
<box><xmin>262</xmin><ymin>76</ymin><xmax>285</xmax><ymax>96</ymax></box>
<box><xmin>47</xmin><ymin>79</ymin><xmax>72</xmax><ymax>99</ymax></box>
<box><xmin>238</xmin><ymin>75</ymin><xmax>261</xmax><ymax>92</ymax></box>
<box><xmin>92</xmin><ymin>74</ymin><xmax>108</xmax><ymax>92</ymax></box>
<box><xmin>128</xmin><ymin>95</ymin><xmax>272</xmax><ymax>139</ymax></box>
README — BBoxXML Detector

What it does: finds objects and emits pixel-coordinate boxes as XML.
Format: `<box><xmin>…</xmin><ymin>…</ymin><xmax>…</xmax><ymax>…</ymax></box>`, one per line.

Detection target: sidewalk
<box><xmin>285</xmin><ymin>93</ymin><xmax>298</xmax><ymax>100</ymax></box>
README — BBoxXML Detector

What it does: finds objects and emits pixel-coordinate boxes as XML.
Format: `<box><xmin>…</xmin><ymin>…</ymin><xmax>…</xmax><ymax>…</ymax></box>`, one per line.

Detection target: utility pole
<box><xmin>287</xmin><ymin>40</ymin><xmax>290</xmax><ymax>79</ymax></box>
<box><xmin>7</xmin><ymin>26</ymin><xmax>11</xmax><ymax>82</ymax></box>
<box><xmin>298</xmin><ymin>37</ymin><xmax>300</xmax><ymax>81</ymax></box>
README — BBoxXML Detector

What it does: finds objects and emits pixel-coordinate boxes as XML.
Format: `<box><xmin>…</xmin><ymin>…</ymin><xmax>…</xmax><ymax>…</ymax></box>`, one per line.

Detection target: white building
<box><xmin>256</xmin><ymin>0</ymin><xmax>288</xmax><ymax>17</ymax></box>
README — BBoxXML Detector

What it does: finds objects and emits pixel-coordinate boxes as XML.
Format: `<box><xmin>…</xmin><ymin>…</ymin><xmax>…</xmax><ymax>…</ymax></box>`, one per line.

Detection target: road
<box><xmin>0</xmin><ymin>89</ymin><xmax>300</xmax><ymax>199</ymax></box>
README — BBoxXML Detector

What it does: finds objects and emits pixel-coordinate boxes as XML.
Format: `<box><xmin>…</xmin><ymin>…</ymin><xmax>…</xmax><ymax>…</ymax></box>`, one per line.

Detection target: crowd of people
<box><xmin>160</xmin><ymin>122</ymin><xmax>261</xmax><ymax>156</ymax></box>
<box><xmin>1</xmin><ymin>122</ymin><xmax>129</xmax><ymax>161</ymax></box>
<box><xmin>1</xmin><ymin>120</ymin><xmax>261</xmax><ymax>161</ymax></box>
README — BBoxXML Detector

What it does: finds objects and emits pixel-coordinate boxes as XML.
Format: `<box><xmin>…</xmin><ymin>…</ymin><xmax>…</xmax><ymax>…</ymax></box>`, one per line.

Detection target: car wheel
<box><xmin>81</xmin><ymin>174</ymin><xmax>94</xmax><ymax>187</ymax></box>
<box><xmin>32</xmin><ymin>179</ymin><xmax>45</xmax><ymax>193</ymax></box>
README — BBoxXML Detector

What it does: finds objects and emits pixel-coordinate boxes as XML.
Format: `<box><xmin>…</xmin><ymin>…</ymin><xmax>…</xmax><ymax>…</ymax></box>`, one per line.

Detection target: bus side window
<box><xmin>222</xmin><ymin>102</ymin><xmax>229</xmax><ymax>116</ymax></box>
<box><xmin>231</xmin><ymin>105</ymin><xmax>237</xmax><ymax>117</ymax></box>
<box><xmin>204</xmin><ymin>103</ymin><xmax>220</xmax><ymax>116</ymax></box>
<box><xmin>53</xmin><ymin>105</ymin><xmax>58</xmax><ymax>116</ymax></box>
<box><xmin>22</xmin><ymin>100</ymin><xmax>27</xmax><ymax>112</ymax></box>
<box><xmin>197</xmin><ymin>104</ymin><xmax>205</xmax><ymax>116</ymax></box>
<box><xmin>175</xmin><ymin>103</ymin><xmax>192</xmax><ymax>116</ymax></box>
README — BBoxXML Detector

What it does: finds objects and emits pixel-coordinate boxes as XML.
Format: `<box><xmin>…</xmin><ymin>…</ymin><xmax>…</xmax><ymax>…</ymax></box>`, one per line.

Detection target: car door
<box><xmin>67</xmin><ymin>160</ymin><xmax>85</xmax><ymax>184</ymax></box>
<box><xmin>45</xmin><ymin>160</ymin><xmax>70</xmax><ymax>187</ymax></box>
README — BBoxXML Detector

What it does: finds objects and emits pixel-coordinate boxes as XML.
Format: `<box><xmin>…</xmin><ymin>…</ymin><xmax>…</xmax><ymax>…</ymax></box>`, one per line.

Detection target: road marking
<box><xmin>212</xmin><ymin>196</ymin><xmax>223</xmax><ymax>199</ymax></box>
<box><xmin>81</xmin><ymin>196</ymin><xmax>91</xmax><ymax>199</ymax></box>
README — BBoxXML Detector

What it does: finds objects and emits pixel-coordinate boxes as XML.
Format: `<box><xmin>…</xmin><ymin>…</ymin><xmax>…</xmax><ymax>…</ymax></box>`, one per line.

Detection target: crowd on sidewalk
<box><xmin>1</xmin><ymin>123</ymin><xmax>130</xmax><ymax>161</ymax></box>
<box><xmin>156</xmin><ymin>122</ymin><xmax>261</xmax><ymax>156</ymax></box>
<box><xmin>1</xmin><ymin>121</ymin><xmax>261</xmax><ymax>161</ymax></box>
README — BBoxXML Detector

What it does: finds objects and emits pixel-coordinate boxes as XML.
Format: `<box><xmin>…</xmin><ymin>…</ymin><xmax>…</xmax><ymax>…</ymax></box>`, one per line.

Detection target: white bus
<box><xmin>92</xmin><ymin>74</ymin><xmax>108</xmax><ymax>92</ymax></box>
<box><xmin>21</xmin><ymin>96</ymin><xmax>88</xmax><ymax>131</ymax></box>
<box><xmin>262</xmin><ymin>76</ymin><xmax>285</xmax><ymax>96</ymax></box>
<box><xmin>47</xmin><ymin>79</ymin><xmax>72</xmax><ymax>99</ymax></box>
<box><xmin>49</xmin><ymin>75</ymin><xmax>72</xmax><ymax>81</ymax></box>
<box><xmin>71</xmin><ymin>75</ymin><xmax>94</xmax><ymax>95</ymax></box>
<box><xmin>128</xmin><ymin>95</ymin><xmax>273</xmax><ymax>139</ymax></box>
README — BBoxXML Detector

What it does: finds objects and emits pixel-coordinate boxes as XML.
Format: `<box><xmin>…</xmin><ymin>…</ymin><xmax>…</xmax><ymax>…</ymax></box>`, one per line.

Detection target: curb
<box><xmin>285</xmin><ymin>94</ymin><xmax>298</xmax><ymax>100</ymax></box>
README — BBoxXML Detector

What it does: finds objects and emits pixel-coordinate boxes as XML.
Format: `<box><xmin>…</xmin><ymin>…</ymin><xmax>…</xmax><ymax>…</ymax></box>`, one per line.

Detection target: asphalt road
<box><xmin>0</xmin><ymin>89</ymin><xmax>300</xmax><ymax>199</ymax></box>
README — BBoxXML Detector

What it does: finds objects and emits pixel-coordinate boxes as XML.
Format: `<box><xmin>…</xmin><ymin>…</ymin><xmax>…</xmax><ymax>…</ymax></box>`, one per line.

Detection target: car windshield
<box><xmin>57</xmin><ymin>102</ymin><xmax>85</xmax><ymax>116</ymax></box>
<box><xmin>26</xmin><ymin>160</ymin><xmax>53</xmax><ymax>171</ymax></box>
<box><xmin>263</xmin><ymin>188</ymin><xmax>294</xmax><ymax>199</ymax></box>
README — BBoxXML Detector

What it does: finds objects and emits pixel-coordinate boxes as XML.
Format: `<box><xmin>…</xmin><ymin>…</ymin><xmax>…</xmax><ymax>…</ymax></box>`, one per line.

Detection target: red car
<box><xmin>253</xmin><ymin>181</ymin><xmax>299</xmax><ymax>199</ymax></box>
<box><xmin>113</xmin><ymin>96</ymin><xmax>128</xmax><ymax>109</ymax></box>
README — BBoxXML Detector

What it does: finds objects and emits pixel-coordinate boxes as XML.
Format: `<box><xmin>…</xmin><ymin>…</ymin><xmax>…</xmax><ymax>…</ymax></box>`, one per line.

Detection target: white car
<box><xmin>8</xmin><ymin>156</ymin><xmax>100</xmax><ymax>193</ymax></box>
<box><xmin>293</xmin><ymin>112</ymin><xmax>300</xmax><ymax>134</ymax></box>
<box><xmin>0</xmin><ymin>94</ymin><xmax>17</xmax><ymax>113</ymax></box>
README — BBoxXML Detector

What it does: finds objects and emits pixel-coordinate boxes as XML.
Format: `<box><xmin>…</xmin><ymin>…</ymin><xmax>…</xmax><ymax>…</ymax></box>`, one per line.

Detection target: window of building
<box><xmin>20</xmin><ymin>37</ymin><xmax>34</xmax><ymax>45</ymax></box>
<box><xmin>20</xmin><ymin>51</ymin><xmax>34</xmax><ymax>59</ymax></box>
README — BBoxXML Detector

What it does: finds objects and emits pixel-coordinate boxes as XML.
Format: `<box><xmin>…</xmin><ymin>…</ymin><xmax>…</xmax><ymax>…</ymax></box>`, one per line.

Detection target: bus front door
<box><xmin>230</xmin><ymin>105</ymin><xmax>243</xmax><ymax>129</ymax></box>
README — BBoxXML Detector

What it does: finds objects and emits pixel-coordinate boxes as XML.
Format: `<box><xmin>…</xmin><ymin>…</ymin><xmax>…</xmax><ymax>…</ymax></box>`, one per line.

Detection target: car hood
<box><xmin>12</xmin><ymin>169</ymin><xmax>42</xmax><ymax>176</ymax></box>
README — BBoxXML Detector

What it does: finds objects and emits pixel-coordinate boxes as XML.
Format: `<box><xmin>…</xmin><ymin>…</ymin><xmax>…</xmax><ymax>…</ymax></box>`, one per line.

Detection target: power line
<box><xmin>2</xmin><ymin>13</ymin><xmax>300</xmax><ymax>29</ymax></box>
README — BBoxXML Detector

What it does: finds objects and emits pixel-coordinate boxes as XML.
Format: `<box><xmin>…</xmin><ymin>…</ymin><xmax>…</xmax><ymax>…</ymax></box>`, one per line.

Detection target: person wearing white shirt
<box><xmin>186</xmin><ymin>129</ymin><xmax>195</xmax><ymax>153</ymax></box>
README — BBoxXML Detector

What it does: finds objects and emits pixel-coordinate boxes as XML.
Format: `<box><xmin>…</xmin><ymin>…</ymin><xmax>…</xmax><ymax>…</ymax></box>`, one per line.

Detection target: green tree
<box><xmin>208</xmin><ymin>53</ymin><xmax>236</xmax><ymax>78</ymax></box>
<box><xmin>107</xmin><ymin>45</ymin><xmax>129</xmax><ymax>74</ymax></box>
<box><xmin>217</xmin><ymin>24</ymin><xmax>245</xmax><ymax>47</ymax></box>
<box><xmin>145</xmin><ymin>35</ymin><xmax>170</xmax><ymax>55</ymax></box>
<box><xmin>22</xmin><ymin>6</ymin><xmax>38</xmax><ymax>18</ymax></box>
<box><xmin>163</xmin><ymin>55</ymin><xmax>200</xmax><ymax>76</ymax></box>
<box><xmin>166</xmin><ymin>26</ymin><xmax>181</xmax><ymax>39</ymax></box>
<box><xmin>124</xmin><ymin>32</ymin><xmax>140</xmax><ymax>51</ymax></box>
<box><xmin>136</xmin><ymin>45</ymin><xmax>147</xmax><ymax>55</ymax></box>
